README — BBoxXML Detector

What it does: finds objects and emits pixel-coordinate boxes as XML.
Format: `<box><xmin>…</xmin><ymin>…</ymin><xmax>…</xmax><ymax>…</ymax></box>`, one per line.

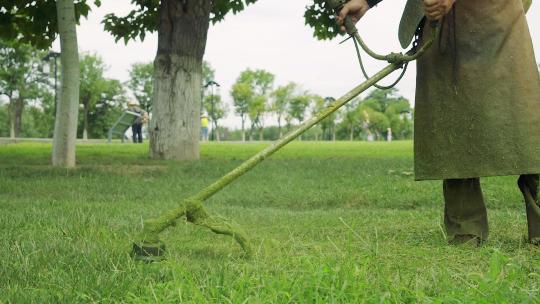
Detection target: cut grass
<box><xmin>1</xmin><ymin>141</ymin><xmax>539</xmax><ymax>303</ymax></box>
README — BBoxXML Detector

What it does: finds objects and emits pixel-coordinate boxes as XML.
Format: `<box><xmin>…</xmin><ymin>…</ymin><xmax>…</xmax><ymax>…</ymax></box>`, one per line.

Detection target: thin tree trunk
<box><xmin>241</xmin><ymin>117</ymin><xmax>245</xmax><ymax>142</ymax></box>
<box><xmin>215</xmin><ymin>122</ymin><xmax>220</xmax><ymax>142</ymax></box>
<box><xmin>350</xmin><ymin>125</ymin><xmax>354</xmax><ymax>141</ymax></box>
<box><xmin>52</xmin><ymin>0</ymin><xmax>79</xmax><ymax>167</ymax></box>
<box><xmin>8</xmin><ymin>98</ymin><xmax>15</xmax><ymax>139</ymax></box>
<box><xmin>13</xmin><ymin>98</ymin><xmax>23</xmax><ymax>138</ymax></box>
<box><xmin>258</xmin><ymin>127</ymin><xmax>263</xmax><ymax>141</ymax></box>
<box><xmin>332</xmin><ymin>129</ymin><xmax>336</xmax><ymax>141</ymax></box>
<box><xmin>249</xmin><ymin>122</ymin><xmax>255</xmax><ymax>141</ymax></box>
<box><xmin>83</xmin><ymin>103</ymin><xmax>89</xmax><ymax>140</ymax></box>
<box><xmin>149</xmin><ymin>0</ymin><xmax>211</xmax><ymax>160</ymax></box>
<box><xmin>8</xmin><ymin>97</ymin><xmax>24</xmax><ymax>138</ymax></box>
<box><xmin>277</xmin><ymin>116</ymin><xmax>282</xmax><ymax>138</ymax></box>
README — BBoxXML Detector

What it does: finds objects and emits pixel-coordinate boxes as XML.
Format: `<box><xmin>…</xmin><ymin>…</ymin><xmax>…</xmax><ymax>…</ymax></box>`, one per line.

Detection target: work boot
<box><xmin>517</xmin><ymin>174</ymin><xmax>540</xmax><ymax>245</ymax></box>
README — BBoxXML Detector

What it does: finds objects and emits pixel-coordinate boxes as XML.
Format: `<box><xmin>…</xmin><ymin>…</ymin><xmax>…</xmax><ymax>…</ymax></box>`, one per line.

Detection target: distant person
<box><xmin>201</xmin><ymin>114</ymin><xmax>209</xmax><ymax>142</ymax></box>
<box><xmin>128</xmin><ymin>101</ymin><xmax>146</xmax><ymax>144</ymax></box>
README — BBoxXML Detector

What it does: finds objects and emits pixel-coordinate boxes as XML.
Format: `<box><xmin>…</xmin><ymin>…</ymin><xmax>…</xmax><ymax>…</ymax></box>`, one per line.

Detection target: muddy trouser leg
<box><xmin>517</xmin><ymin>174</ymin><xmax>540</xmax><ymax>243</ymax></box>
<box><xmin>443</xmin><ymin>178</ymin><xmax>489</xmax><ymax>241</ymax></box>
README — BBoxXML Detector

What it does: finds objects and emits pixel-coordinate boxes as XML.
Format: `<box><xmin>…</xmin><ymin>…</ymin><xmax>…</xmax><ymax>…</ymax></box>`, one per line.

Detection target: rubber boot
<box><xmin>443</xmin><ymin>178</ymin><xmax>489</xmax><ymax>245</ymax></box>
<box><xmin>517</xmin><ymin>174</ymin><xmax>540</xmax><ymax>244</ymax></box>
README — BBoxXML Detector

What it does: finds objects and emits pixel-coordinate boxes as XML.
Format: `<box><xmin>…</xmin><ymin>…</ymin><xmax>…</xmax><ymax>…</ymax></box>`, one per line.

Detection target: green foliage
<box><xmin>230</xmin><ymin>82</ymin><xmax>253</xmax><ymax>124</ymax></box>
<box><xmin>0</xmin><ymin>0</ymin><xmax>101</xmax><ymax>49</ymax></box>
<box><xmin>103</xmin><ymin>0</ymin><xmax>260</xmax><ymax>43</ymax></box>
<box><xmin>337</xmin><ymin>88</ymin><xmax>413</xmax><ymax>141</ymax></box>
<box><xmin>304</xmin><ymin>0</ymin><xmax>342</xmax><ymax>40</ymax></box>
<box><xmin>202</xmin><ymin>61</ymin><xmax>215</xmax><ymax>86</ymax></box>
<box><xmin>78</xmin><ymin>53</ymin><xmax>126</xmax><ymax>139</ymax></box>
<box><xmin>0</xmin><ymin>40</ymin><xmax>49</xmax><ymax>136</ymax></box>
<box><xmin>127</xmin><ymin>62</ymin><xmax>153</xmax><ymax>112</ymax></box>
<box><xmin>203</xmin><ymin>94</ymin><xmax>227</xmax><ymax>127</ymax></box>
<box><xmin>0</xmin><ymin>40</ymin><xmax>42</xmax><ymax>98</ymax></box>
<box><xmin>231</xmin><ymin>69</ymin><xmax>274</xmax><ymax>139</ymax></box>
<box><xmin>270</xmin><ymin>82</ymin><xmax>296</xmax><ymax>129</ymax></box>
<box><xmin>1</xmin><ymin>142</ymin><xmax>540</xmax><ymax>302</ymax></box>
<box><xmin>288</xmin><ymin>93</ymin><xmax>311</xmax><ymax>124</ymax></box>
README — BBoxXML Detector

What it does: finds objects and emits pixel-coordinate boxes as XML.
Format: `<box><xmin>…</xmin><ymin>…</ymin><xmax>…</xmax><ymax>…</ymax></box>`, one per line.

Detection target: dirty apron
<box><xmin>414</xmin><ymin>0</ymin><xmax>540</xmax><ymax>181</ymax></box>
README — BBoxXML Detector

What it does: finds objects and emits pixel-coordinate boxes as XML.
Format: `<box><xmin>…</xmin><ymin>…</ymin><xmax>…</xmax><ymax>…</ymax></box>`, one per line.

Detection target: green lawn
<box><xmin>1</xmin><ymin>141</ymin><xmax>539</xmax><ymax>303</ymax></box>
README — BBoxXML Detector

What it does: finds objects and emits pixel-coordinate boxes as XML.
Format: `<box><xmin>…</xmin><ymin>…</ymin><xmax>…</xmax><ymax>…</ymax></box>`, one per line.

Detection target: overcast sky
<box><xmin>53</xmin><ymin>0</ymin><xmax>540</xmax><ymax>128</ymax></box>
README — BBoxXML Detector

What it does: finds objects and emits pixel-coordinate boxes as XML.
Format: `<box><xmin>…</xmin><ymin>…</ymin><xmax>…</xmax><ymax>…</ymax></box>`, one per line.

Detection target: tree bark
<box><xmin>8</xmin><ymin>97</ymin><xmax>24</xmax><ymax>138</ymax></box>
<box><xmin>241</xmin><ymin>116</ymin><xmax>245</xmax><ymax>142</ymax></box>
<box><xmin>149</xmin><ymin>0</ymin><xmax>211</xmax><ymax>160</ymax></box>
<box><xmin>8</xmin><ymin>98</ymin><xmax>15</xmax><ymax>139</ymax></box>
<box><xmin>83</xmin><ymin>102</ymin><xmax>89</xmax><ymax>140</ymax></box>
<box><xmin>277</xmin><ymin>116</ymin><xmax>282</xmax><ymax>138</ymax></box>
<box><xmin>349</xmin><ymin>125</ymin><xmax>354</xmax><ymax>141</ymax></box>
<box><xmin>52</xmin><ymin>0</ymin><xmax>79</xmax><ymax>167</ymax></box>
<box><xmin>215</xmin><ymin>122</ymin><xmax>220</xmax><ymax>142</ymax></box>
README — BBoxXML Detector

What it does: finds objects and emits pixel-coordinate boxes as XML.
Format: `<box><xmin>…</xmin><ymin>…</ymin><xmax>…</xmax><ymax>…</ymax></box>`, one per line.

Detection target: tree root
<box><xmin>132</xmin><ymin>199</ymin><xmax>252</xmax><ymax>261</ymax></box>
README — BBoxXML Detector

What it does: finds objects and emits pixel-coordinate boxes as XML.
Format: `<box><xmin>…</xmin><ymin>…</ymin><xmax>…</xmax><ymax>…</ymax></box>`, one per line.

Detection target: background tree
<box><xmin>270</xmin><ymin>82</ymin><xmax>296</xmax><ymax>138</ymax></box>
<box><xmin>288</xmin><ymin>92</ymin><xmax>311</xmax><ymax>140</ymax></box>
<box><xmin>81</xmin><ymin>79</ymin><xmax>126</xmax><ymax>139</ymax></box>
<box><xmin>0</xmin><ymin>0</ymin><xmax>100</xmax><ymax>167</ymax></box>
<box><xmin>203</xmin><ymin>61</ymin><xmax>216</xmax><ymax>86</ymax></box>
<box><xmin>79</xmin><ymin>53</ymin><xmax>126</xmax><ymax>139</ymax></box>
<box><xmin>310</xmin><ymin>94</ymin><xmax>326</xmax><ymax>141</ymax></box>
<box><xmin>127</xmin><ymin>62</ymin><xmax>153</xmax><ymax>112</ymax></box>
<box><xmin>236</xmin><ymin>69</ymin><xmax>274</xmax><ymax>141</ymax></box>
<box><xmin>320</xmin><ymin>97</ymin><xmax>338</xmax><ymax>141</ymax></box>
<box><xmin>203</xmin><ymin>93</ymin><xmax>227</xmax><ymax>142</ymax></box>
<box><xmin>341</xmin><ymin>99</ymin><xmax>362</xmax><ymax>141</ymax></box>
<box><xmin>0</xmin><ymin>40</ymin><xmax>43</xmax><ymax>138</ymax></box>
<box><xmin>230</xmin><ymin>82</ymin><xmax>253</xmax><ymax>142</ymax></box>
<box><xmin>104</xmin><ymin>1</ymin><xmax>262</xmax><ymax>160</ymax></box>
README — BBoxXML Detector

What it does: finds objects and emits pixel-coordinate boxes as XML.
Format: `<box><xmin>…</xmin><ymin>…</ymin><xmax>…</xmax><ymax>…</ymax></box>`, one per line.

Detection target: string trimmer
<box><xmin>132</xmin><ymin>0</ymin><xmax>440</xmax><ymax>262</ymax></box>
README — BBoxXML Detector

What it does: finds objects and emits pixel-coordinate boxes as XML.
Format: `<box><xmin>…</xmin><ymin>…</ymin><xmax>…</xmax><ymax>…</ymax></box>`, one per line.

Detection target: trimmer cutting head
<box><xmin>131</xmin><ymin>241</ymin><xmax>166</xmax><ymax>263</ymax></box>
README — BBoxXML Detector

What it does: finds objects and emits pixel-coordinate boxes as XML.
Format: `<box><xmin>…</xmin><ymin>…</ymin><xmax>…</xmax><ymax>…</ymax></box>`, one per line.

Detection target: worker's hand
<box><xmin>423</xmin><ymin>0</ymin><xmax>455</xmax><ymax>21</ymax></box>
<box><xmin>337</xmin><ymin>0</ymin><xmax>370</xmax><ymax>32</ymax></box>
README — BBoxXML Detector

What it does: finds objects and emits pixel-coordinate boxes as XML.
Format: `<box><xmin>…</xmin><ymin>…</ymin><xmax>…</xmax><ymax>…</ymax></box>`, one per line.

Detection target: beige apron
<box><xmin>413</xmin><ymin>0</ymin><xmax>540</xmax><ymax>180</ymax></box>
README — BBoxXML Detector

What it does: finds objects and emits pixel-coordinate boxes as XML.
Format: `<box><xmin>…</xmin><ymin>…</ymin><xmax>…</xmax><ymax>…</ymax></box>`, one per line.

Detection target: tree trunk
<box><xmin>8</xmin><ymin>97</ymin><xmax>24</xmax><ymax>138</ymax></box>
<box><xmin>241</xmin><ymin>117</ymin><xmax>245</xmax><ymax>142</ymax></box>
<box><xmin>83</xmin><ymin>103</ymin><xmax>89</xmax><ymax>140</ymax></box>
<box><xmin>258</xmin><ymin>127</ymin><xmax>263</xmax><ymax>141</ymax></box>
<box><xmin>13</xmin><ymin>98</ymin><xmax>23</xmax><ymax>138</ymax></box>
<box><xmin>52</xmin><ymin>0</ymin><xmax>79</xmax><ymax>167</ymax></box>
<box><xmin>349</xmin><ymin>125</ymin><xmax>354</xmax><ymax>141</ymax></box>
<box><xmin>277</xmin><ymin>116</ymin><xmax>282</xmax><ymax>138</ymax></box>
<box><xmin>249</xmin><ymin>122</ymin><xmax>255</xmax><ymax>141</ymax></box>
<box><xmin>332</xmin><ymin>128</ymin><xmax>336</xmax><ymax>141</ymax></box>
<box><xmin>215</xmin><ymin>122</ymin><xmax>220</xmax><ymax>142</ymax></box>
<box><xmin>149</xmin><ymin>0</ymin><xmax>211</xmax><ymax>160</ymax></box>
<box><xmin>8</xmin><ymin>98</ymin><xmax>15</xmax><ymax>139</ymax></box>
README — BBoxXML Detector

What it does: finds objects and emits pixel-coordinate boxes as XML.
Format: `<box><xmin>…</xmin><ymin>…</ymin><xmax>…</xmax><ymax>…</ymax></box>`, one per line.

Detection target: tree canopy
<box><xmin>103</xmin><ymin>0</ymin><xmax>260</xmax><ymax>43</ymax></box>
<box><xmin>0</xmin><ymin>0</ymin><xmax>101</xmax><ymax>48</ymax></box>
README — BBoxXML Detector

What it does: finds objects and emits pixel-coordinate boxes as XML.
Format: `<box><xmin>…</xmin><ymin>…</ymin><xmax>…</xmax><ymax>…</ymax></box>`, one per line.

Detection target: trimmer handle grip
<box><xmin>326</xmin><ymin>0</ymin><xmax>358</xmax><ymax>35</ymax></box>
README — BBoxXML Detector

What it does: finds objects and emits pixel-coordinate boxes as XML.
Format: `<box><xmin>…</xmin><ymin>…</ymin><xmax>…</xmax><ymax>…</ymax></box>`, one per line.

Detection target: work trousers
<box><xmin>443</xmin><ymin>174</ymin><xmax>540</xmax><ymax>242</ymax></box>
<box><xmin>132</xmin><ymin>123</ymin><xmax>143</xmax><ymax>143</ymax></box>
